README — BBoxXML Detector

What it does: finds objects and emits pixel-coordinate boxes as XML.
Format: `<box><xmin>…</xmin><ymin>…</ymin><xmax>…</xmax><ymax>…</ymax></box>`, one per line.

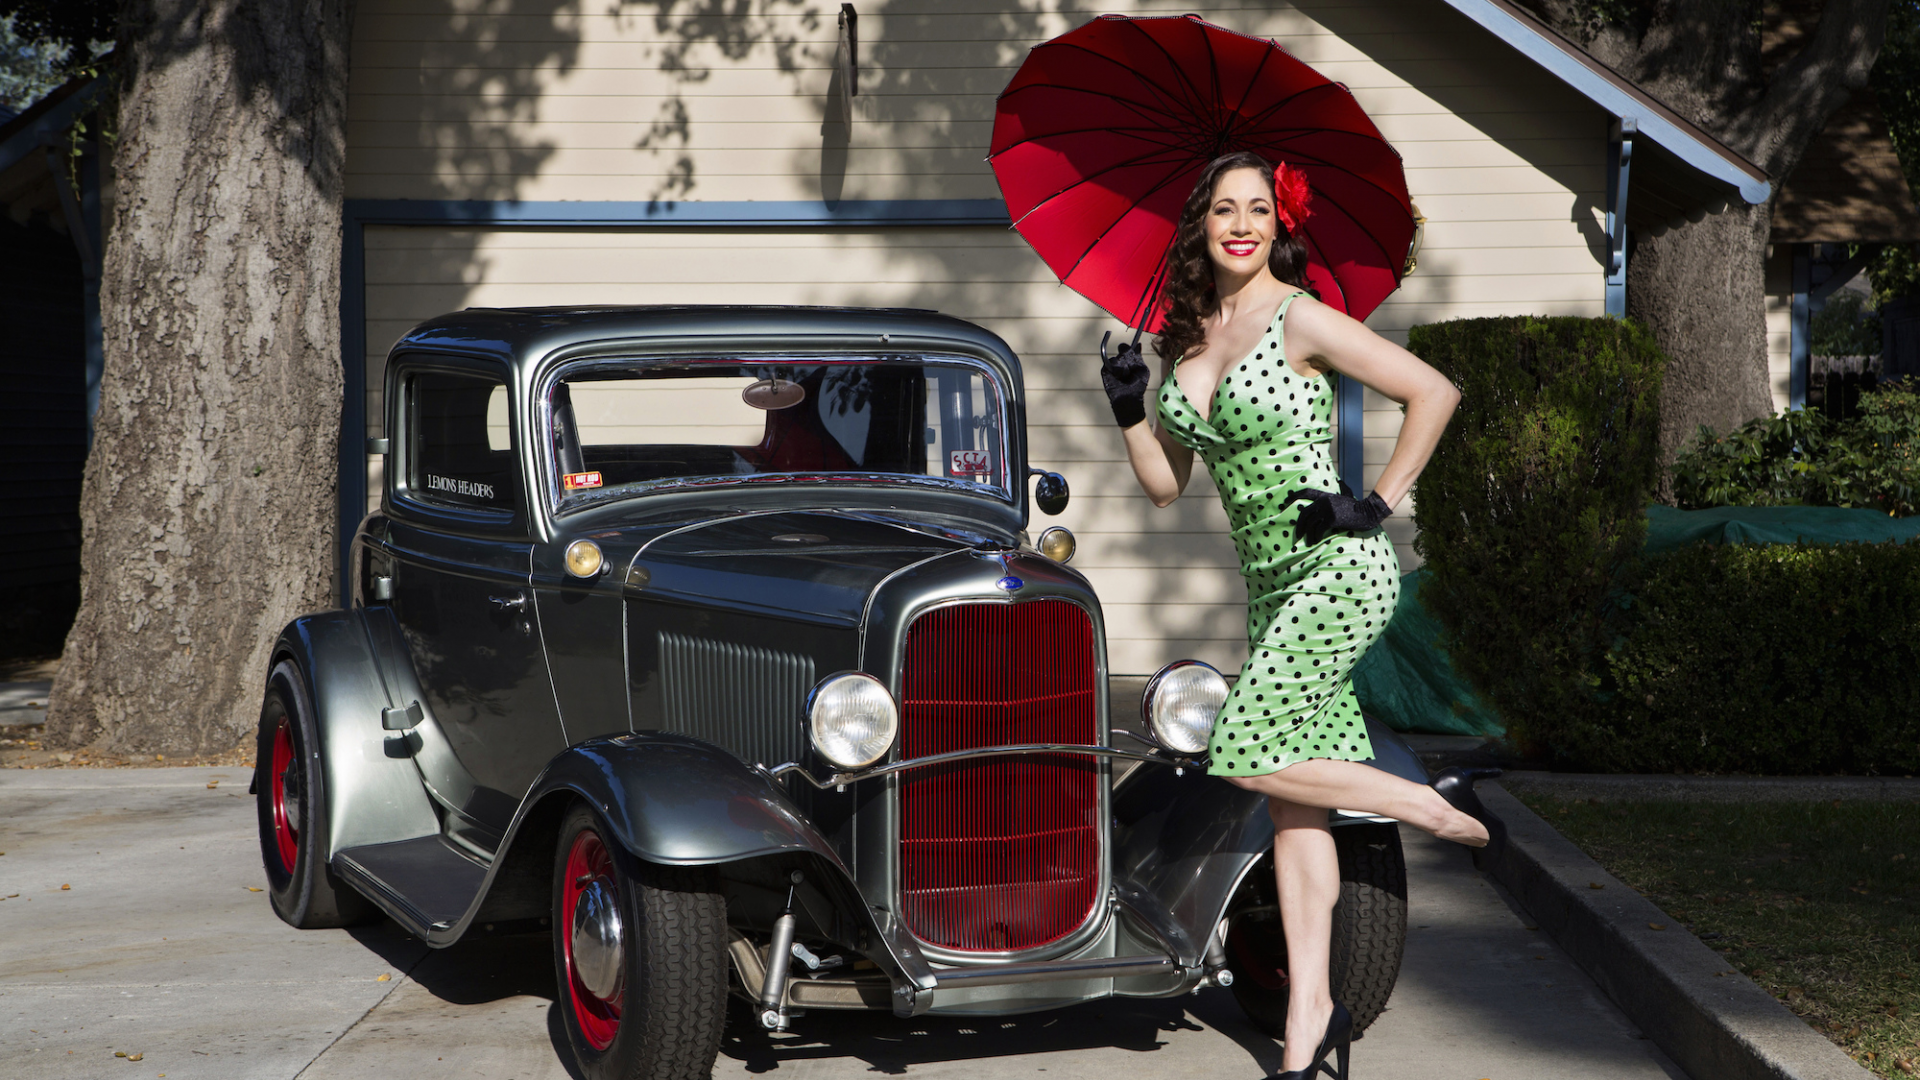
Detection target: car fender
<box><xmin>1111</xmin><ymin>717</ymin><xmax>1428</xmax><ymax>970</ymax></box>
<box><xmin>503</xmin><ymin>734</ymin><xmax>939</xmax><ymax>1003</ymax></box>
<box><xmin>272</xmin><ymin>611</ymin><xmax>441</xmax><ymax>858</ymax></box>
<box><xmin>525</xmin><ymin>732</ymin><xmax>840</xmax><ymax>866</ymax></box>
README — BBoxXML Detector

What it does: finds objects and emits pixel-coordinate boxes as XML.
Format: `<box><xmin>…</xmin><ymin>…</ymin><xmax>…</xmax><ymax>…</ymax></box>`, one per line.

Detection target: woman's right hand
<box><xmin>1099</xmin><ymin>339</ymin><xmax>1152</xmax><ymax>429</ymax></box>
<box><xmin>1099</xmin><ymin>335</ymin><xmax>1193</xmax><ymax>506</ymax></box>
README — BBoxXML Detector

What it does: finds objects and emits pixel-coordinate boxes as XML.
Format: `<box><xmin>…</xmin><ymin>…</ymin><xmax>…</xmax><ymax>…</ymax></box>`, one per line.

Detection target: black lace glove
<box><xmin>1099</xmin><ymin>339</ymin><xmax>1152</xmax><ymax>429</ymax></box>
<box><xmin>1284</xmin><ymin>487</ymin><xmax>1393</xmax><ymax>546</ymax></box>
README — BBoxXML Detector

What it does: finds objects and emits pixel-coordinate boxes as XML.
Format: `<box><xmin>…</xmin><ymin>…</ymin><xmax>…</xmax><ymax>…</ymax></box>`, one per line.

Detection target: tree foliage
<box><xmin>0</xmin><ymin>12</ymin><xmax>67</xmax><ymax>110</ymax></box>
<box><xmin>1671</xmin><ymin>380</ymin><xmax>1920</xmax><ymax>514</ymax></box>
<box><xmin>0</xmin><ymin>0</ymin><xmax>113</xmax><ymax>65</ymax></box>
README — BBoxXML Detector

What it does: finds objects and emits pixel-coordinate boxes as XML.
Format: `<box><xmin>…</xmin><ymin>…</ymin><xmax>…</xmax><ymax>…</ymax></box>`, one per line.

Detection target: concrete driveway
<box><xmin>1</xmin><ymin>767</ymin><xmax>1688</xmax><ymax>1080</ymax></box>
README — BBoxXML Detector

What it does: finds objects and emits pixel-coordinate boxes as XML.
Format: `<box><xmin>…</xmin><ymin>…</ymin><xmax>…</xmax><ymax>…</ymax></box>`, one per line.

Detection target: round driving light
<box><xmin>1037</xmin><ymin>526</ymin><xmax>1076</xmax><ymax>564</ymax></box>
<box><xmin>807</xmin><ymin>672</ymin><xmax>899</xmax><ymax>769</ymax></box>
<box><xmin>565</xmin><ymin>539</ymin><xmax>604</xmax><ymax>578</ymax></box>
<box><xmin>1142</xmin><ymin>660</ymin><xmax>1228</xmax><ymax>756</ymax></box>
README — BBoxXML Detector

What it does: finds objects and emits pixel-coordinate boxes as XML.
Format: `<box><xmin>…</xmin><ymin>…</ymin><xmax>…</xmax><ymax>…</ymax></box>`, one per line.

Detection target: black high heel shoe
<box><xmin>1270</xmin><ymin>1000</ymin><xmax>1352</xmax><ymax>1080</ymax></box>
<box><xmin>1432</xmin><ymin>766</ymin><xmax>1508</xmax><ymax>867</ymax></box>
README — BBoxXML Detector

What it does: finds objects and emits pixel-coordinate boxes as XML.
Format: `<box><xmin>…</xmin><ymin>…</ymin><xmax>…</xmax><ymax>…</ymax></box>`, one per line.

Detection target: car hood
<box><xmin>626</xmin><ymin>510</ymin><xmax>978</xmax><ymax>628</ymax></box>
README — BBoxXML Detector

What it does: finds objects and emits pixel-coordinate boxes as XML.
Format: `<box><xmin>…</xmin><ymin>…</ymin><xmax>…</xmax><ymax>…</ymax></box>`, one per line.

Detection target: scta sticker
<box><xmin>949</xmin><ymin>449</ymin><xmax>991</xmax><ymax>476</ymax></box>
<box><xmin>563</xmin><ymin>471</ymin><xmax>604</xmax><ymax>491</ymax></box>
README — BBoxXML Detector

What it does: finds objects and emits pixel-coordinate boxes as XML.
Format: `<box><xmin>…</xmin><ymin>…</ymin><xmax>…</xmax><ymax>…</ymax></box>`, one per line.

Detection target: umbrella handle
<box><xmin>1098</xmin><ymin>329</ymin><xmax>1147</xmax><ymax>363</ymax></box>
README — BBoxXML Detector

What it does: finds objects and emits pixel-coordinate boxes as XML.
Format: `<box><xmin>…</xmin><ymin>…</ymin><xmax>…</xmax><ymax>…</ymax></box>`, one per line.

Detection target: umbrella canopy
<box><xmin>990</xmin><ymin>14</ymin><xmax>1416</xmax><ymax>331</ymax></box>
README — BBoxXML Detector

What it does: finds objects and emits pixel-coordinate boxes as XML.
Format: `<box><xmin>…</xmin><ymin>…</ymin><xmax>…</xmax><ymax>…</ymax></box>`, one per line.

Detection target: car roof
<box><xmin>389</xmin><ymin>305</ymin><xmax>1026</xmax><ymax>383</ymax></box>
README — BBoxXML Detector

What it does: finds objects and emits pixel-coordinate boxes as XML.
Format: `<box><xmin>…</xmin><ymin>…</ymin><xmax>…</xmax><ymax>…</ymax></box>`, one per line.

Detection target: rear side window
<box><xmin>407</xmin><ymin>369</ymin><xmax>521</xmax><ymax>517</ymax></box>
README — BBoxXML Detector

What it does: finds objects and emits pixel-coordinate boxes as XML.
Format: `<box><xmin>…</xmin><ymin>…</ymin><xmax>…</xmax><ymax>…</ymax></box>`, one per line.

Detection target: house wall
<box><xmin>1766</xmin><ymin>244</ymin><xmax>1793</xmax><ymax>412</ymax></box>
<box><xmin>346</xmin><ymin>0</ymin><xmax>1610</xmax><ymax>674</ymax></box>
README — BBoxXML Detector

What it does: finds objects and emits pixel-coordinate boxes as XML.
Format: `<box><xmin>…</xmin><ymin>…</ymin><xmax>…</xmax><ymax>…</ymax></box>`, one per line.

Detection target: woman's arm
<box><xmin>1284</xmin><ymin>298</ymin><xmax>1459</xmax><ymax>508</ymax></box>
<box><xmin>1121</xmin><ymin>409</ymin><xmax>1194</xmax><ymax>507</ymax></box>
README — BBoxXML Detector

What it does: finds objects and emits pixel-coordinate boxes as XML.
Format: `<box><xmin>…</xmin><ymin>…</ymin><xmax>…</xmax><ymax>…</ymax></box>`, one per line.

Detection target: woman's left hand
<box><xmin>1285</xmin><ymin>487</ymin><xmax>1392</xmax><ymax>545</ymax></box>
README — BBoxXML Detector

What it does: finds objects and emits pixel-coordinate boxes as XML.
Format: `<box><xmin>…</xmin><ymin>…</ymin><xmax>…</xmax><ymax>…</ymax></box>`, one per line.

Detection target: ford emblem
<box><xmin>996</xmin><ymin>575</ymin><xmax>1025</xmax><ymax>591</ymax></box>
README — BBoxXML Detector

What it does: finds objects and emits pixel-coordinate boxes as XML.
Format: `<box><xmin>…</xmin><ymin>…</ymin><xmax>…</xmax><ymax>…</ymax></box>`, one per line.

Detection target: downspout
<box><xmin>1605</xmin><ymin>118</ymin><xmax>1635</xmax><ymax>318</ymax></box>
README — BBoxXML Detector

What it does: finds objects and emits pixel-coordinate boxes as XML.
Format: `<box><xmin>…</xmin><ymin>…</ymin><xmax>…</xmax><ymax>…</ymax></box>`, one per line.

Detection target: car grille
<box><xmin>898</xmin><ymin>599</ymin><xmax>1100</xmax><ymax>953</ymax></box>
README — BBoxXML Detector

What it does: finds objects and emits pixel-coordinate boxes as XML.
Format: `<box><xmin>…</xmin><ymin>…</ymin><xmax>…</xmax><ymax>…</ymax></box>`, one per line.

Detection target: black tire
<box><xmin>552</xmin><ymin>801</ymin><xmax>728</xmax><ymax>1080</ymax></box>
<box><xmin>254</xmin><ymin>659</ymin><xmax>378</xmax><ymax>929</ymax></box>
<box><xmin>1226</xmin><ymin>822</ymin><xmax>1408</xmax><ymax>1038</ymax></box>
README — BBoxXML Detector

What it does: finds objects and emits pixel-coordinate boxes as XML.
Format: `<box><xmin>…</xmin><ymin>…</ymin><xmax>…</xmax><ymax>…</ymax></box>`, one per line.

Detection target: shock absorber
<box><xmin>757</xmin><ymin>872</ymin><xmax>803</xmax><ymax>1031</ymax></box>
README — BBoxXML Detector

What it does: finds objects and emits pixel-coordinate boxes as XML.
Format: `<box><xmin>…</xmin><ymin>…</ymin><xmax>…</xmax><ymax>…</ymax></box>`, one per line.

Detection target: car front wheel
<box><xmin>552</xmin><ymin>801</ymin><xmax>728</xmax><ymax>1080</ymax></box>
<box><xmin>254</xmin><ymin>659</ymin><xmax>376</xmax><ymax>928</ymax></box>
<box><xmin>1226</xmin><ymin>821</ymin><xmax>1408</xmax><ymax>1037</ymax></box>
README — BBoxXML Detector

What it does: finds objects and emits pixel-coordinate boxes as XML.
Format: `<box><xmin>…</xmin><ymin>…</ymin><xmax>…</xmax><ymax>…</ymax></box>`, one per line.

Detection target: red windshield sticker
<box><xmin>949</xmin><ymin>449</ymin><xmax>991</xmax><ymax>476</ymax></box>
<box><xmin>563</xmin><ymin>471</ymin><xmax>603</xmax><ymax>491</ymax></box>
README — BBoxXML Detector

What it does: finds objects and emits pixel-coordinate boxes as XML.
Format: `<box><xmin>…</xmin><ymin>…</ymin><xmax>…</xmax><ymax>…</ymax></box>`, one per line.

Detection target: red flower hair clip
<box><xmin>1273</xmin><ymin>163</ymin><xmax>1313</xmax><ymax>233</ymax></box>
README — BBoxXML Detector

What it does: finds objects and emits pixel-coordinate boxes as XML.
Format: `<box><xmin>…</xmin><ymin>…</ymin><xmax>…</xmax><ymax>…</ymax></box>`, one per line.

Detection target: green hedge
<box><xmin>1409</xmin><ymin>316</ymin><xmax>1665</xmax><ymax>759</ymax></box>
<box><xmin>1596</xmin><ymin>541</ymin><xmax>1920</xmax><ymax>774</ymax></box>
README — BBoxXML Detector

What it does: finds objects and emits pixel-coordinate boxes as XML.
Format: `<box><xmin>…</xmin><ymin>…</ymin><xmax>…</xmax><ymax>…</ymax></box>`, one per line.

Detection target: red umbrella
<box><xmin>989</xmin><ymin>13</ymin><xmax>1416</xmax><ymax>331</ymax></box>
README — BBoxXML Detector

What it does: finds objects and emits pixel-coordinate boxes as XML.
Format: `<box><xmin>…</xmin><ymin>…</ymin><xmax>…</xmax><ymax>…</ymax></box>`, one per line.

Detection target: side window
<box><xmin>407</xmin><ymin>369</ymin><xmax>521</xmax><ymax>517</ymax></box>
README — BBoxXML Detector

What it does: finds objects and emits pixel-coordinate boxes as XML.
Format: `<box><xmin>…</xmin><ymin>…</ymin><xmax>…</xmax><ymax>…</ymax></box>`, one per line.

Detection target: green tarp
<box><xmin>1643</xmin><ymin>503</ymin><xmax>1920</xmax><ymax>553</ymax></box>
<box><xmin>1351</xmin><ymin>566</ymin><xmax>1504</xmax><ymax>737</ymax></box>
<box><xmin>1353</xmin><ymin>504</ymin><xmax>1920</xmax><ymax>736</ymax></box>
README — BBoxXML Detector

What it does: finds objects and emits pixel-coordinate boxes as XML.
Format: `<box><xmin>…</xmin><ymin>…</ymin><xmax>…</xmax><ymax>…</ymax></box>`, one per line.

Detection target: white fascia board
<box><xmin>1438</xmin><ymin>0</ymin><xmax>1773</xmax><ymax>205</ymax></box>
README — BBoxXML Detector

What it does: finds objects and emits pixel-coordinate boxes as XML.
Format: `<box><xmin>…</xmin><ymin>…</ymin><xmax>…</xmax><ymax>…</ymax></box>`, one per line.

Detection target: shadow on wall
<box><xmin>610</xmin><ymin>1</ymin><xmax>825</xmax><ymax>206</ymax></box>
<box><xmin>353</xmin><ymin>0</ymin><xmax>584</xmax><ymax>441</ymax></box>
<box><xmin>1290</xmin><ymin>0</ymin><xmax>1611</xmax><ymax>277</ymax></box>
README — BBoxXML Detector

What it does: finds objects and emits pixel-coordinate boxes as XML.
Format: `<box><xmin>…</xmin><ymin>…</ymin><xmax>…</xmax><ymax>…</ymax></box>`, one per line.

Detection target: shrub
<box><xmin>1672</xmin><ymin>381</ymin><xmax>1920</xmax><ymax>516</ymax></box>
<box><xmin>1593</xmin><ymin>542</ymin><xmax>1920</xmax><ymax>774</ymax></box>
<box><xmin>1409</xmin><ymin>316</ymin><xmax>1665</xmax><ymax>759</ymax></box>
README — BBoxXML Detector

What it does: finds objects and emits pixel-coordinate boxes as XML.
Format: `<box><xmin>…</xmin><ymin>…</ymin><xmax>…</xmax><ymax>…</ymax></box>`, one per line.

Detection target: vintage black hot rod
<box><xmin>253</xmin><ymin>305</ymin><xmax>1423</xmax><ymax>1079</ymax></box>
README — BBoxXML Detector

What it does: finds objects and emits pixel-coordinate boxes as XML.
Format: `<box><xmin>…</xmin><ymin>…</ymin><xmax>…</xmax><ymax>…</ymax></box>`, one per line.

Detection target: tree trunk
<box><xmin>47</xmin><ymin>0</ymin><xmax>355</xmax><ymax>755</ymax></box>
<box><xmin>1628</xmin><ymin>204</ymin><xmax>1777</xmax><ymax>468</ymax></box>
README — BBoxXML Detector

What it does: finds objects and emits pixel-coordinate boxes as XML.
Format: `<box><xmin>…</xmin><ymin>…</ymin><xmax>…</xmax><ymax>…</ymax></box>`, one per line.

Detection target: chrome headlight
<box><xmin>806</xmin><ymin>672</ymin><xmax>899</xmax><ymax>769</ymax></box>
<box><xmin>1036</xmin><ymin>526</ymin><xmax>1076</xmax><ymax>563</ymax></box>
<box><xmin>1141</xmin><ymin>660</ymin><xmax>1227</xmax><ymax>756</ymax></box>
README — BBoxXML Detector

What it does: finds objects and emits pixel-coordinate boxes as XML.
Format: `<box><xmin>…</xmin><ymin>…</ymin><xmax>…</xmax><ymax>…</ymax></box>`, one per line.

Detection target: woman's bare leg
<box><xmin>1272</xmin><ymin>796</ymin><xmax>1338</xmax><ymax>1072</ymax></box>
<box><xmin>1229</xmin><ymin>758</ymin><xmax>1489</xmax><ymax>846</ymax></box>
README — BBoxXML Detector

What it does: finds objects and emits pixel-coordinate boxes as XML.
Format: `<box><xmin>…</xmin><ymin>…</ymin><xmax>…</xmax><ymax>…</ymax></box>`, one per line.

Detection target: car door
<box><xmin>385</xmin><ymin>360</ymin><xmax>566</xmax><ymax>852</ymax></box>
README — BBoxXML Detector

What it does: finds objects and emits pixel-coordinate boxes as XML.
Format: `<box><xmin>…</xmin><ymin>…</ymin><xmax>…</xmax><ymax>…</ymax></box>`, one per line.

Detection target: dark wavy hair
<box><xmin>1153</xmin><ymin>151</ymin><xmax>1310</xmax><ymax>364</ymax></box>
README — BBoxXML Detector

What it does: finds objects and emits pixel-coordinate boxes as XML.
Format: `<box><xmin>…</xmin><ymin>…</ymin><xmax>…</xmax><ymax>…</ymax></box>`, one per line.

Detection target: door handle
<box><xmin>489</xmin><ymin>593</ymin><xmax>529</xmax><ymax>613</ymax></box>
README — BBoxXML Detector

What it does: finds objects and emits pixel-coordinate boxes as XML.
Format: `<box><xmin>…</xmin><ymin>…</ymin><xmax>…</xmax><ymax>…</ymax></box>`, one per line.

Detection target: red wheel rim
<box><xmin>562</xmin><ymin>829</ymin><xmax>622</xmax><ymax>1050</ymax></box>
<box><xmin>1228</xmin><ymin>912</ymin><xmax>1290</xmax><ymax>992</ymax></box>
<box><xmin>269</xmin><ymin>717</ymin><xmax>299</xmax><ymax>872</ymax></box>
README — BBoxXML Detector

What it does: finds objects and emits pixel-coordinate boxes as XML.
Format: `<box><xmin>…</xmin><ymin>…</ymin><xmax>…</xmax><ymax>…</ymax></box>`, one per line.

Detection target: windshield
<box><xmin>545</xmin><ymin>357</ymin><xmax>1008</xmax><ymax>510</ymax></box>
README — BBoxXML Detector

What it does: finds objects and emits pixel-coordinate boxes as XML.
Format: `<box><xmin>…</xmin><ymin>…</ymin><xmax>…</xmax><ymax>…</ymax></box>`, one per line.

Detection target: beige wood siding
<box><xmin>349</xmin><ymin>0</ymin><xmax>1610</xmax><ymax>673</ymax></box>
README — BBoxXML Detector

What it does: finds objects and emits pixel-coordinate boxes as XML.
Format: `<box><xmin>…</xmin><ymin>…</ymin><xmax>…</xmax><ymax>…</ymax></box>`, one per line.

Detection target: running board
<box><xmin>334</xmin><ymin>835</ymin><xmax>487</xmax><ymax>942</ymax></box>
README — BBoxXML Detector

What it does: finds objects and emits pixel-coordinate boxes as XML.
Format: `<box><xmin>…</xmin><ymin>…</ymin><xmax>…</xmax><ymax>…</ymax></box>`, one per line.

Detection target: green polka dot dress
<box><xmin>1156</xmin><ymin>291</ymin><xmax>1400</xmax><ymax>777</ymax></box>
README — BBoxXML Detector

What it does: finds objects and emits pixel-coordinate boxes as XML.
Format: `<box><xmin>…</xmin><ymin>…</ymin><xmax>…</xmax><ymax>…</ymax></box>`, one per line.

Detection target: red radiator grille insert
<box><xmin>899</xmin><ymin>599</ymin><xmax>1099</xmax><ymax>953</ymax></box>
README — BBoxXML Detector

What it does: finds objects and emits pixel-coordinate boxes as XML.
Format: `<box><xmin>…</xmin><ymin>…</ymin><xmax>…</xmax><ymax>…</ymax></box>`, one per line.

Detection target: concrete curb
<box><xmin>1479</xmin><ymin>784</ymin><xmax>1872</xmax><ymax>1080</ymax></box>
<box><xmin>1499</xmin><ymin>771</ymin><xmax>1920</xmax><ymax>803</ymax></box>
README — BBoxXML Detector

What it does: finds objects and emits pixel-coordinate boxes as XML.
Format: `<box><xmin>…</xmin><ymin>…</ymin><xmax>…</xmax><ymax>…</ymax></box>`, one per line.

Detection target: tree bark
<box><xmin>47</xmin><ymin>0</ymin><xmax>355</xmax><ymax>754</ymax></box>
<box><xmin>1628</xmin><ymin>205</ymin><xmax>1776</xmax><ymax>463</ymax></box>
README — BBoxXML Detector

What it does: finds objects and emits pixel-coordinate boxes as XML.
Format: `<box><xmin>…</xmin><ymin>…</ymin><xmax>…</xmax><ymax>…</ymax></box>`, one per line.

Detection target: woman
<box><xmin>1098</xmin><ymin>151</ymin><xmax>1504</xmax><ymax>1080</ymax></box>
